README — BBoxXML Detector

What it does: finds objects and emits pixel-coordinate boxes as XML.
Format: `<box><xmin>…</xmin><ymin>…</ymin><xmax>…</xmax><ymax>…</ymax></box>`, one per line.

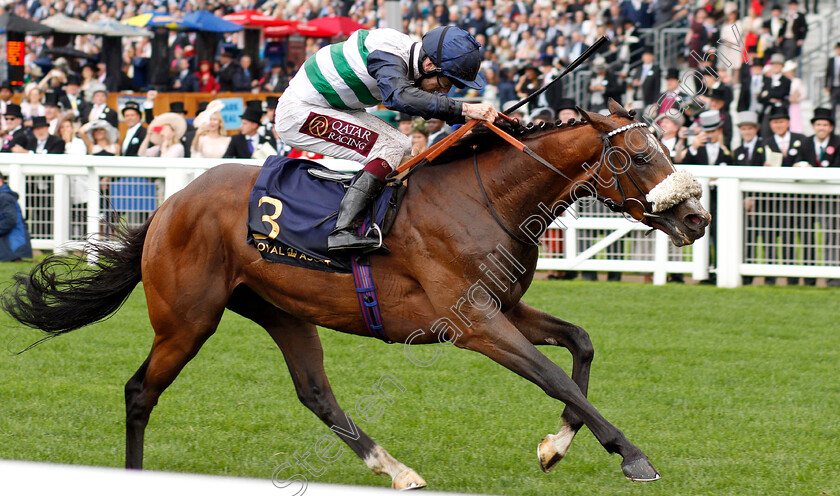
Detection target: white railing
<box><xmin>2</xmin><ymin>155</ymin><xmax>840</xmax><ymax>288</ymax></box>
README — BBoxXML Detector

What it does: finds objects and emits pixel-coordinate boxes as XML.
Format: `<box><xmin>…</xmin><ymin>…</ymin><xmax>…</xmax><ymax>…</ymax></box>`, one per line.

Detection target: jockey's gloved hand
<box><xmin>462</xmin><ymin>102</ymin><xmax>498</xmax><ymax>122</ymax></box>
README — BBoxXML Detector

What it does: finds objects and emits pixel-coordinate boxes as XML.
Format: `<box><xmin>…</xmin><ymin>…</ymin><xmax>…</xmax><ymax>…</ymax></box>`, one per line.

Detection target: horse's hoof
<box><xmin>538</xmin><ymin>435</ymin><xmax>563</xmax><ymax>473</ymax></box>
<box><xmin>621</xmin><ymin>457</ymin><xmax>661</xmax><ymax>482</ymax></box>
<box><xmin>392</xmin><ymin>468</ymin><xmax>427</xmax><ymax>491</ymax></box>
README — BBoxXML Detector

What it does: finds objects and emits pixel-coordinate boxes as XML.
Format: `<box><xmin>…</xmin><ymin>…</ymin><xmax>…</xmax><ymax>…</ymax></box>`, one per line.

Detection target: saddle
<box><xmin>247</xmin><ymin>156</ymin><xmax>405</xmax><ymax>273</ymax></box>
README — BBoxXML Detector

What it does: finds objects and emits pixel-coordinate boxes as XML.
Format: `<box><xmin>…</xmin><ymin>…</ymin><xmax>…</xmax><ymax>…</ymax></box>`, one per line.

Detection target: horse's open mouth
<box><xmin>647</xmin><ymin>197</ymin><xmax>711</xmax><ymax>247</ymax></box>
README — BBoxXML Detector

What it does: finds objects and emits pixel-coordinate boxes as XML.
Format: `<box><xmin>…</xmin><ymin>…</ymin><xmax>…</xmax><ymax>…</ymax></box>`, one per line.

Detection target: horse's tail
<box><xmin>2</xmin><ymin>215</ymin><xmax>154</xmax><ymax>350</ymax></box>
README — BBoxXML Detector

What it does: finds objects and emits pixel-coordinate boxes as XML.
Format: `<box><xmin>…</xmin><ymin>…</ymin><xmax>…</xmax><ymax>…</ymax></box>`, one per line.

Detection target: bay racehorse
<box><xmin>3</xmin><ymin>100</ymin><xmax>710</xmax><ymax>489</ymax></box>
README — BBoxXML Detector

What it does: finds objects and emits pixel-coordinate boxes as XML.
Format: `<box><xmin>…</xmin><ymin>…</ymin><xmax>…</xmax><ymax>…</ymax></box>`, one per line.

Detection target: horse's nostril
<box><xmin>685</xmin><ymin>213</ymin><xmax>708</xmax><ymax>229</ymax></box>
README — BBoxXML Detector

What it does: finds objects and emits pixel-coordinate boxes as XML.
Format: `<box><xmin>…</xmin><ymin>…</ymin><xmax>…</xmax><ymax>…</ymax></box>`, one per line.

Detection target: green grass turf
<box><xmin>1</xmin><ymin>260</ymin><xmax>839</xmax><ymax>495</ymax></box>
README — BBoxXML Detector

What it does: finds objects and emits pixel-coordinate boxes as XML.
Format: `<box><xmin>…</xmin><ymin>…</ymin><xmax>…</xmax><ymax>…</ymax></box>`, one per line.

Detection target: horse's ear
<box><xmin>607</xmin><ymin>99</ymin><xmax>633</xmax><ymax>119</ymax></box>
<box><xmin>577</xmin><ymin>106</ymin><xmax>617</xmax><ymax>134</ymax></box>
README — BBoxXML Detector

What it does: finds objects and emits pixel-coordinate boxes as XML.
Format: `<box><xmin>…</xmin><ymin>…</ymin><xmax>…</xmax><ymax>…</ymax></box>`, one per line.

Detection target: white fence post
<box><xmin>716</xmin><ymin>177</ymin><xmax>743</xmax><ymax>288</ymax></box>
<box><xmin>653</xmin><ymin>230</ymin><xmax>669</xmax><ymax>285</ymax></box>
<box><xmin>86</xmin><ymin>166</ymin><xmax>100</xmax><ymax>242</ymax></box>
<box><xmin>692</xmin><ymin>177</ymin><xmax>712</xmax><ymax>281</ymax></box>
<box><xmin>53</xmin><ymin>174</ymin><xmax>70</xmax><ymax>254</ymax></box>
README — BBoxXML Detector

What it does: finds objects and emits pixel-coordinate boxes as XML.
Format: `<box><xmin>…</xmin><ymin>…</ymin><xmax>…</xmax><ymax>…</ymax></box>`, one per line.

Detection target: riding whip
<box><xmin>504</xmin><ymin>36</ymin><xmax>611</xmax><ymax>115</ymax></box>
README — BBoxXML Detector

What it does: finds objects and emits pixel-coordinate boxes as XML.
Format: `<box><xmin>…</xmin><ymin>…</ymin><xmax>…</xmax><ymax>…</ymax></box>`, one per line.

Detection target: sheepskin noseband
<box><xmin>645</xmin><ymin>169</ymin><xmax>702</xmax><ymax>213</ymax></box>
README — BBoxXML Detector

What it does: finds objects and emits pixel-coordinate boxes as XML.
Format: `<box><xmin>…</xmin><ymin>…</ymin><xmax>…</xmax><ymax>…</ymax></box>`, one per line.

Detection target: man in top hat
<box><xmin>588</xmin><ymin>57</ymin><xmax>622</xmax><ymax>113</ymax></box>
<box><xmin>707</xmin><ymin>87</ymin><xmax>733</xmax><ymax>150</ymax></box>
<box><xmin>169</xmin><ymin>101</ymin><xmax>195</xmax><ymax>157</ymax></box>
<box><xmin>800</xmin><ymin>108</ymin><xmax>840</xmax><ymax>168</ymax></box>
<box><xmin>223</xmin><ymin>104</ymin><xmax>267</xmax><ymax>159</ymax></box>
<box><xmin>121</xmin><ymin>101</ymin><xmax>149</xmax><ymax>157</ymax></box>
<box><xmin>762</xmin><ymin>103</ymin><xmax>806</xmax><ymax>167</ymax></box>
<box><xmin>800</xmin><ymin>108</ymin><xmax>840</xmax><ymax>286</ymax></box>
<box><xmin>824</xmin><ymin>42</ymin><xmax>840</xmax><ymax>124</ymax></box>
<box><xmin>396</xmin><ymin>112</ymin><xmax>414</xmax><ymax>136</ymax></box>
<box><xmin>764</xmin><ymin>4</ymin><xmax>786</xmax><ymax>58</ymax></box>
<box><xmin>43</xmin><ymin>91</ymin><xmax>62</xmax><ymax>135</ymax></box>
<box><xmin>82</xmin><ymin>88</ymin><xmax>119</xmax><ymax>128</ymax></box>
<box><xmin>758</xmin><ymin>54</ymin><xmax>791</xmax><ymax>136</ymax></box>
<box><xmin>0</xmin><ymin>81</ymin><xmax>13</xmax><ymax>129</ymax></box>
<box><xmin>733</xmin><ymin>110</ymin><xmax>767</xmax><ymax>286</ymax></box>
<box><xmin>738</xmin><ymin>59</ymin><xmax>766</xmax><ymax>114</ymax></box>
<box><xmin>59</xmin><ymin>73</ymin><xmax>85</xmax><ymax>119</ymax></box>
<box><xmin>683</xmin><ymin>110</ymin><xmax>733</xmax><ymax>165</ymax></box>
<box><xmin>13</xmin><ymin>117</ymin><xmax>65</xmax><ymax>155</ymax></box>
<box><xmin>732</xmin><ymin>111</ymin><xmax>766</xmax><ymax>166</ymax></box>
<box><xmin>780</xmin><ymin>0</ymin><xmax>807</xmax><ymax>59</ymax></box>
<box><xmin>529</xmin><ymin>107</ymin><xmax>555</xmax><ymax>125</ymax></box>
<box><xmin>555</xmin><ymin>98</ymin><xmax>579</xmax><ymax>122</ymax></box>
<box><xmin>761</xmin><ymin>103</ymin><xmax>811</xmax><ymax>286</ymax></box>
<box><xmin>655</xmin><ymin>112</ymin><xmax>688</xmax><ymax>163</ymax></box>
<box><xmin>218</xmin><ymin>49</ymin><xmax>248</xmax><ymax>92</ymax></box>
<box><xmin>1</xmin><ymin>104</ymin><xmax>28</xmax><ymax>153</ymax></box>
<box><xmin>630</xmin><ymin>47</ymin><xmax>661</xmax><ymax>108</ymax></box>
<box><xmin>759</xmin><ymin>54</ymin><xmax>791</xmax><ymax>111</ymax></box>
<box><xmin>658</xmin><ymin>68</ymin><xmax>689</xmax><ymax>116</ymax></box>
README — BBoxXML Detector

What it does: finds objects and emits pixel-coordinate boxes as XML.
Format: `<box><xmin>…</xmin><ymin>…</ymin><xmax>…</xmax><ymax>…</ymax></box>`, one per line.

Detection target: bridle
<box><xmin>473</xmin><ymin>119</ymin><xmax>661</xmax><ymax>247</ymax></box>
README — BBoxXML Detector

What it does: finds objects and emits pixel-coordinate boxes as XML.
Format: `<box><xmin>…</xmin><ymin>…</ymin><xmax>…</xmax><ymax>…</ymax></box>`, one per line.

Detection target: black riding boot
<box><xmin>327</xmin><ymin>171</ymin><xmax>385</xmax><ymax>253</ymax></box>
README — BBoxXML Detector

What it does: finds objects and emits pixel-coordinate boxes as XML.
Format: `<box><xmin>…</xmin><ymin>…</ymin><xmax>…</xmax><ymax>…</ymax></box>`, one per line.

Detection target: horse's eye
<box><xmin>634</xmin><ymin>155</ymin><xmax>646</xmax><ymax>165</ymax></box>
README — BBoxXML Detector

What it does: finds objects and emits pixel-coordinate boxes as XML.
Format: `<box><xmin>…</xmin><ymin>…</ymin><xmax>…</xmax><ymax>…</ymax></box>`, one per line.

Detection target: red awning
<box><xmin>308</xmin><ymin>16</ymin><xmax>369</xmax><ymax>36</ymax></box>
<box><xmin>263</xmin><ymin>21</ymin><xmax>339</xmax><ymax>38</ymax></box>
<box><xmin>222</xmin><ymin>9</ymin><xmax>288</xmax><ymax>27</ymax></box>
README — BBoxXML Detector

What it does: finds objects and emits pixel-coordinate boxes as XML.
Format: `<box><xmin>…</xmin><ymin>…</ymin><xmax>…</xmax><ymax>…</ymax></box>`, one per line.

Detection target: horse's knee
<box><xmin>569</xmin><ymin>325</ymin><xmax>594</xmax><ymax>363</ymax></box>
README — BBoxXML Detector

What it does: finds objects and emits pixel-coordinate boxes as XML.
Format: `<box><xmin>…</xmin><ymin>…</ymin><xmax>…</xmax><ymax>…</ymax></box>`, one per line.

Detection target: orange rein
<box><xmin>392</xmin><ymin>112</ymin><xmax>526</xmax><ymax>175</ymax></box>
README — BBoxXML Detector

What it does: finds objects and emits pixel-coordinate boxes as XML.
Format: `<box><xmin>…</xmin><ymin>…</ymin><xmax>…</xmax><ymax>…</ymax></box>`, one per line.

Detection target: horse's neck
<box><xmin>473</xmin><ymin>125</ymin><xmax>603</xmax><ymax>228</ymax></box>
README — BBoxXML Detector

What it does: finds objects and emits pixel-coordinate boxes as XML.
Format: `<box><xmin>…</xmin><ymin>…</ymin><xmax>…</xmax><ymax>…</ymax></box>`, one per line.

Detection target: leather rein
<box><xmin>472</xmin><ymin>117</ymin><xmax>656</xmax><ymax>247</ymax></box>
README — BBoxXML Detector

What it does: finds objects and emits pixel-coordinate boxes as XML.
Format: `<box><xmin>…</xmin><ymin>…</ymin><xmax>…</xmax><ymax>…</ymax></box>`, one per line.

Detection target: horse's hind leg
<box><xmin>507</xmin><ymin>303</ymin><xmax>594</xmax><ymax>472</ymax></box>
<box><xmin>226</xmin><ymin>287</ymin><xmax>426</xmax><ymax>490</ymax></box>
<box><xmin>125</xmin><ymin>280</ymin><xmax>228</xmax><ymax>469</ymax></box>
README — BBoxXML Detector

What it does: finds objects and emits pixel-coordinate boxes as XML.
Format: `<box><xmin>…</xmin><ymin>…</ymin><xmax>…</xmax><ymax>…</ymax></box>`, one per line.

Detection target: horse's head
<box><xmin>577</xmin><ymin>99</ymin><xmax>711</xmax><ymax>246</ymax></box>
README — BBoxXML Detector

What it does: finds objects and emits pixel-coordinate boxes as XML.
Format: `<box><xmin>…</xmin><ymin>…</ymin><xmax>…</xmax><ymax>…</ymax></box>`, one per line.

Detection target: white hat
<box><xmin>529</xmin><ymin>106</ymin><xmax>555</xmax><ymax>122</ymax></box>
<box><xmin>148</xmin><ymin>112</ymin><xmax>188</xmax><ymax>146</ymax></box>
<box><xmin>782</xmin><ymin>60</ymin><xmax>797</xmax><ymax>74</ymax></box>
<box><xmin>86</xmin><ymin>120</ymin><xmax>119</xmax><ymax>143</ymax></box>
<box><xmin>698</xmin><ymin>110</ymin><xmax>722</xmax><ymax>131</ymax></box>
<box><xmin>736</xmin><ymin>111</ymin><xmax>759</xmax><ymax>127</ymax></box>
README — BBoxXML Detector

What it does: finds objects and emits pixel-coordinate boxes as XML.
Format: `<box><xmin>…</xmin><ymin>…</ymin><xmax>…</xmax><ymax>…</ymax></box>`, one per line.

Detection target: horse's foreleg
<box><xmin>226</xmin><ymin>289</ymin><xmax>426</xmax><ymax>490</ymax></box>
<box><xmin>507</xmin><ymin>303</ymin><xmax>594</xmax><ymax>472</ymax></box>
<box><xmin>455</xmin><ymin>316</ymin><xmax>659</xmax><ymax>481</ymax></box>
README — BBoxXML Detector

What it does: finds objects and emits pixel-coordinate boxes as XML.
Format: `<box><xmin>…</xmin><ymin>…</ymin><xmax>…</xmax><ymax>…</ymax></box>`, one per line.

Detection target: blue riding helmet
<box><xmin>421</xmin><ymin>26</ymin><xmax>486</xmax><ymax>90</ymax></box>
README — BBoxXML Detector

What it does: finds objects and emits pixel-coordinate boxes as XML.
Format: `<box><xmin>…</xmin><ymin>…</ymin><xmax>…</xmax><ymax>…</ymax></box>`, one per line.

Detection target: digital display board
<box><xmin>6</xmin><ymin>34</ymin><xmax>25</xmax><ymax>87</ymax></box>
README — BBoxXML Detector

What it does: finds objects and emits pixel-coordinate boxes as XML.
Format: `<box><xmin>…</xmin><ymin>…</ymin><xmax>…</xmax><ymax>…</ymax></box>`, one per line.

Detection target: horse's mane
<box><xmin>433</xmin><ymin>118</ymin><xmax>591</xmax><ymax>165</ymax></box>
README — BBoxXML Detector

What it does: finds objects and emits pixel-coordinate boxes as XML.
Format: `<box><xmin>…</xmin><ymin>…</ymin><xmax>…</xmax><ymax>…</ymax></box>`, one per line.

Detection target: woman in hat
<box><xmin>20</xmin><ymin>83</ymin><xmax>45</xmax><ymax>124</ymax></box>
<box><xmin>782</xmin><ymin>60</ymin><xmax>806</xmax><ymax>133</ymax></box>
<box><xmin>79</xmin><ymin>120</ymin><xmax>120</xmax><ymax>156</ymax></box>
<box><xmin>139</xmin><ymin>113</ymin><xmax>187</xmax><ymax>158</ymax></box>
<box><xmin>191</xmin><ymin>104</ymin><xmax>230</xmax><ymax>159</ymax></box>
<box><xmin>515</xmin><ymin>64</ymin><xmax>541</xmax><ymax>99</ymax></box>
<box><xmin>196</xmin><ymin>60</ymin><xmax>220</xmax><ymax>93</ymax></box>
<box><xmin>409</xmin><ymin>118</ymin><xmax>429</xmax><ymax>155</ymax></box>
<box><xmin>58</xmin><ymin>114</ymin><xmax>87</xmax><ymax>156</ymax></box>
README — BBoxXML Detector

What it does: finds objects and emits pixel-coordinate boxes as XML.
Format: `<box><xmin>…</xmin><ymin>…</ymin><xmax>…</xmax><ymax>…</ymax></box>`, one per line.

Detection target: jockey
<box><xmin>274</xmin><ymin>26</ymin><xmax>498</xmax><ymax>253</ymax></box>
